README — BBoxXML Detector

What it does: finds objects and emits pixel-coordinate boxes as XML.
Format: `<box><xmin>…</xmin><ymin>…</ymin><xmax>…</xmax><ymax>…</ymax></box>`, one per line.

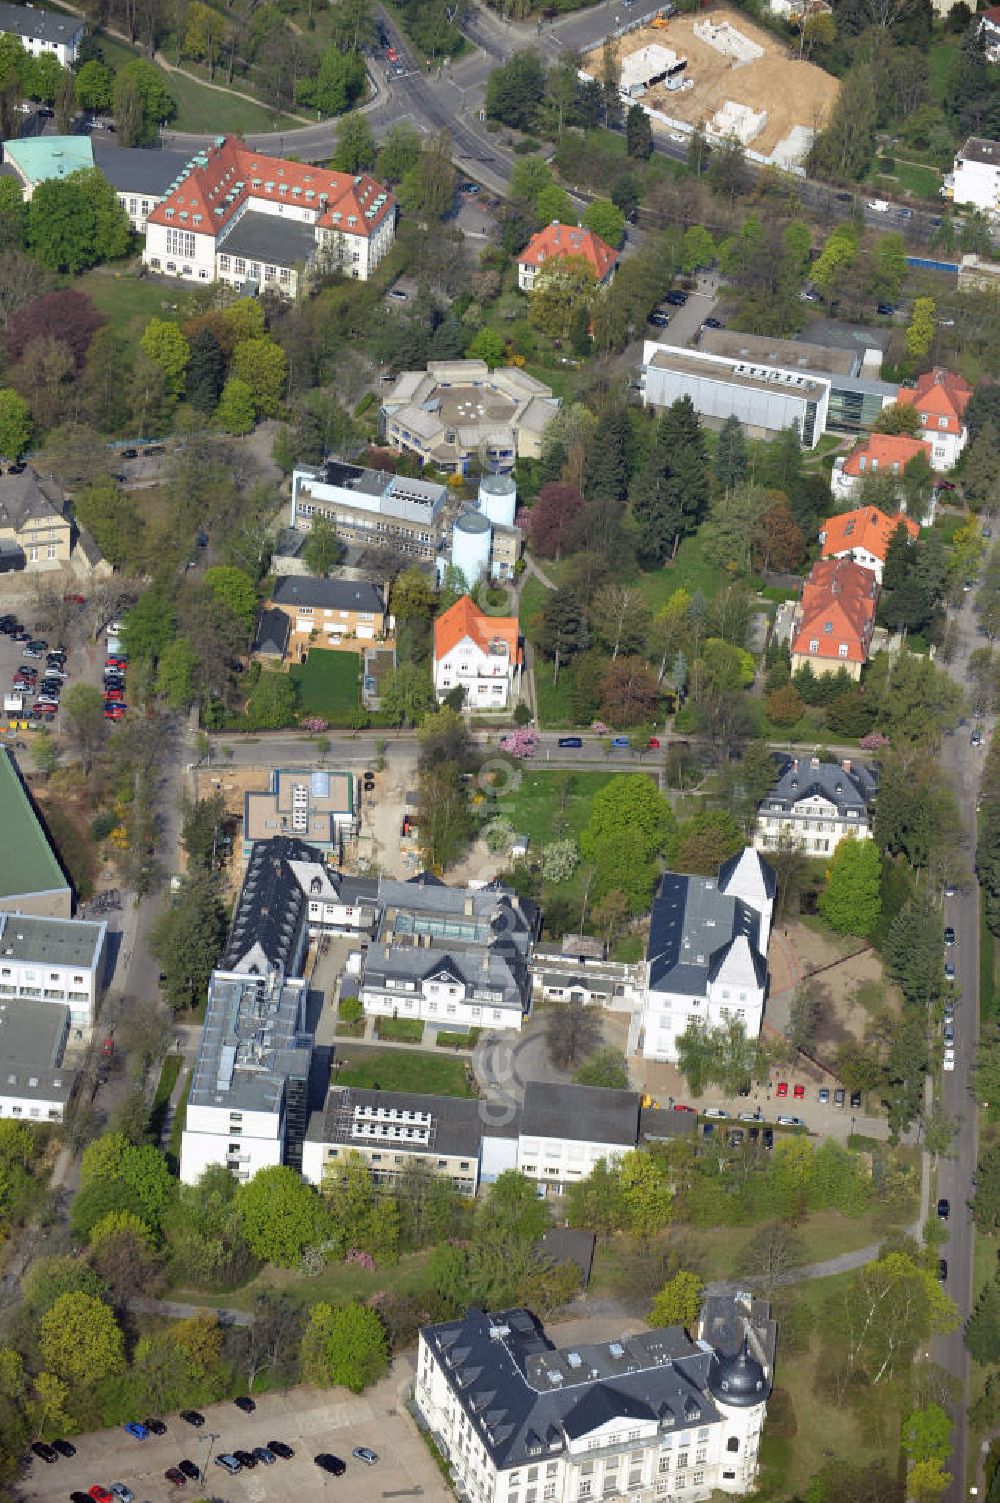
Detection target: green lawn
<box><xmin>290</xmin><ymin>650</ymin><xmax>361</xmax><ymax>721</ymax></box>
<box><xmin>502</xmin><ymin>769</ymin><xmax>619</xmax><ymax>845</ymax></box>
<box><xmin>76</xmin><ymin>268</ymin><xmax>210</xmax><ymax>337</ymax></box>
<box><xmin>895</xmin><ymin>160</ymin><xmax>943</xmax><ymax>200</ymax></box>
<box><xmin>178</xmin><ymin>1246</ymin><xmax>440</xmax><ymax>1311</ymax></box>
<box><xmin>929</xmin><ymin>37</ymin><xmax>960</xmax><ymax>102</ymax></box>
<box><xmin>334</xmin><ymin>1045</ymin><xmax>475</xmax><ymax>1096</ymax></box>
<box><xmin>375</xmin><ymin>1017</ymin><xmax>425</xmax><ymax>1043</ymax></box>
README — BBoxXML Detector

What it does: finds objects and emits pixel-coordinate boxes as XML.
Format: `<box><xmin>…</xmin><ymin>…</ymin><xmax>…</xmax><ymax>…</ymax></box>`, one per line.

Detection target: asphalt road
<box><xmin>933</xmin><ymin>587</ymin><xmax>986</xmax><ymax>1503</ymax></box>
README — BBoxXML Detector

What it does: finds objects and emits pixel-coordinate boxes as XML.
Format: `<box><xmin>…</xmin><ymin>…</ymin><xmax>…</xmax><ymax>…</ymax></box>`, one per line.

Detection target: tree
<box><xmin>39</xmin><ymin>1292</ymin><xmax>125</xmax><ymax>1387</ymax></box>
<box><xmin>0</xmin><ymin>175</ymin><xmax>27</xmax><ymax>250</ymax></box>
<box><xmin>599</xmin><ymin>656</ymin><xmax>661</xmax><ymax>727</ymax></box>
<box><xmin>965</xmin><ymin>1275</ymin><xmax>1000</xmax><ymax>1362</ymax></box>
<box><xmin>818</xmin><ymin>837</ymin><xmax>882</xmax><ymax>937</ymax></box>
<box><xmin>0</xmin><ymin>388</ymin><xmax>30</xmax><ymax>460</ymax></box>
<box><xmin>530</xmin><ymin>256</ymin><xmax>598</xmax><ymax>342</ymax></box>
<box><xmin>535</xmin><ymin>586</ymin><xmax>590</xmax><ymax>684</ymax></box>
<box><xmin>903</xmin><ymin>1405</ymin><xmax>952</xmax><ymax>1466</ymax></box>
<box><xmin>906</xmin><ymin>297</ymin><xmax>937</xmax><ymax>361</ymax></box>
<box><xmin>76</xmin><ymin>59</ymin><xmax>114</xmax><ymax>112</ymax></box>
<box><xmin>787</xmin><ymin>982</ymin><xmax>821</xmax><ymax>1051</ymax></box>
<box><xmin>150</xmin><ymin>869</ymin><xmax>227</xmax><ymax>1011</ymax></box>
<box><xmin>541</xmin><ymin>839</ymin><xmax>580</xmax><ymax>883</ymax></box>
<box><xmin>758</xmin><ymin>500</ymin><xmax>804</xmax><ymax>573</ymax></box>
<box><xmin>486</xmin><ymin>50</ymin><xmax>546</xmax><ymax>131</ymax></box>
<box><xmin>61</xmin><ymin>683</ymin><xmax>106</xmax><ymax>773</ymax></box>
<box><xmin>476</xmin><ymin>1171</ymin><xmax>548</xmax><ymax>1266</ymax></box>
<box><xmin>140</xmin><ymin>317</ymin><xmax>190</xmax><ymax>398</ymax></box>
<box><xmin>546</xmin><ymin>1000</ymin><xmax>602</xmax><ymax>1070</ymax></box>
<box><xmin>185</xmin><ymin>326</ymin><xmax>225</xmax><ymax>413</ymax></box>
<box><xmin>232</xmin><ymin>337</ymin><xmax>287</xmax><ymax>418</ymax></box>
<box><xmin>5</xmin><ymin>289</ymin><xmax>104</xmax><ymax>370</ymax></box>
<box><xmin>303</xmin><ymin>517</ymin><xmax>341</xmax><ymax>577</ymax></box>
<box><xmin>89</xmin><ymin>1211</ymin><xmax>159</xmax><ymax>1304</ymax></box>
<box><xmin>181</xmin><ymin>794</ymin><xmax>227</xmax><ymax>871</ymax></box>
<box><xmin>300</xmin><ymin>45</ymin><xmax>366</xmax><ymax>114</ymax></box>
<box><xmin>155</xmin><ymin>637</ymin><xmax>199</xmax><ymax>710</ymax></box>
<box><xmin>583</xmin><ymin>198</ymin><xmax>625</xmax><ymax>247</ymax></box>
<box><xmin>525</xmin><ymin>483</ymin><xmax>585</xmax><ymax>560</ymax></box>
<box><xmin>619</xmin><ymin>1149</ymin><xmax>673</xmax><ymax>1239</ymax></box>
<box><xmin>246</xmin><ymin>671</ymin><xmax>297</xmax><ymax>729</ymax></box>
<box><xmin>391</xmin><ymin>566</ymin><xmax>435</xmax><ymax>620</ymax></box>
<box><xmin>215</xmin><ymin>377</ymin><xmax>257</xmax><ymax>435</ymax></box>
<box><xmin>574</xmin><ymin>1047</ymin><xmax>629</xmax><ymax>1089</ymax></box>
<box><xmin>738</xmin><ymin>1222</ymin><xmax>807</xmax><ymax>1296</ymax></box>
<box><xmin>332</xmin><ymin>111</ymin><xmax>377</xmax><ymax>173</ymax></box>
<box><xmin>204</xmin><ymin>565</ymin><xmax>257</xmax><ymax>633</ymax></box>
<box><xmin>236</xmin><ymin>1164</ymin><xmax>331</xmax><ymax>1267</ymax></box>
<box><xmin>27</xmin><ymin>178</ymin><xmax>95</xmax><ymax>272</ymax></box>
<box><xmin>113</xmin><ymin>59</ymin><xmax>175</xmax><ymax>145</ymax></box>
<box><xmin>467</xmin><ymin>327</ymin><xmax>505</xmax><ymax>368</ymax></box>
<box><xmin>714</xmin><ymin>414</ymin><xmax>747</xmax><ymax>494</ymax></box>
<box><xmin>873</xmin><ymin>401</ymin><xmax>922</xmax><ymax>436</ymax></box>
<box><xmin>625</xmin><ymin>101</ymin><xmax>652</xmax><ymax>159</ymax></box>
<box><xmin>582</xmin><ymin>775</ymin><xmax>674</xmax><ymax>859</ymax></box>
<box><xmin>300</xmin><ymin>1300</ymin><xmax>388</xmax><ymax>1391</ymax></box>
<box><xmin>381</xmin><ymin>662</ymin><xmax>434</xmax><ymax>727</ymax></box>
<box><xmin>418</xmin><ymin>759</ymin><xmax>470</xmax><ymax>872</ymax></box>
<box><xmin>649</xmin><ymin>1270</ymin><xmax>703</xmax><ymax>1328</ymax></box>
<box><xmin>377</xmin><ymin>122</ymin><xmax>423</xmax><ymax>183</ymax></box>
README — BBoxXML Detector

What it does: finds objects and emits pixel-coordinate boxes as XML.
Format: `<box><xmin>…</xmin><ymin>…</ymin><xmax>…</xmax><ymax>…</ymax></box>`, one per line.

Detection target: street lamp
<box><xmin>200</xmin><ymin>1431</ymin><xmax>221</xmax><ymax>1482</ymax></box>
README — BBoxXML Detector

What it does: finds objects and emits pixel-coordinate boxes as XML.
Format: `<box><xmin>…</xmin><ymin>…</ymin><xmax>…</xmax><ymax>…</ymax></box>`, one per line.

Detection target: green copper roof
<box><xmin>5</xmin><ymin>134</ymin><xmax>94</xmax><ymax>186</ymax></box>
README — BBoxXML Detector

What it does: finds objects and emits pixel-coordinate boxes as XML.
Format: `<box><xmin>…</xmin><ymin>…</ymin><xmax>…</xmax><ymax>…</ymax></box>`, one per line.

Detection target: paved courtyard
<box><xmin>19</xmin><ymin>1366</ymin><xmax>451</xmax><ymax>1503</ymax></box>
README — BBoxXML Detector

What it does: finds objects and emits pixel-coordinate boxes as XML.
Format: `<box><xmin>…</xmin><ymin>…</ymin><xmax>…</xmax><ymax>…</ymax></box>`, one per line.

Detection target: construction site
<box><xmin>586</xmin><ymin>6</ymin><xmax>839</xmax><ymax>168</ymax></box>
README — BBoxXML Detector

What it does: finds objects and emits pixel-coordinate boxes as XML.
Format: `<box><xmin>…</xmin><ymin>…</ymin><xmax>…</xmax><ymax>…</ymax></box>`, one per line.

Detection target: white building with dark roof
<box><xmin>0</xmin><ymin>1</ymin><xmax>83</xmax><ymax>62</ymax></box>
<box><xmin>0</xmin><ymin>912</ymin><xmax>107</xmax><ymax>1039</ymax></box>
<box><xmin>302</xmin><ymin>1084</ymin><xmax>484</xmax><ymax>1195</ymax></box>
<box><xmin>0</xmin><ymin>998</ymin><xmax>77</xmax><ymax>1123</ymax></box>
<box><xmin>640</xmin><ymin>850</ymin><xmax>774</xmax><ymax>1063</ymax></box>
<box><xmin>754</xmin><ymin>755</ymin><xmax>877</xmax><ymax>856</ymax></box>
<box><xmin>415</xmin><ymin>1294</ymin><xmax>775</xmax><ymax>1503</ymax></box>
<box><xmin>516</xmin><ymin>1082</ymin><xmax>639</xmax><ymax>1193</ymax></box>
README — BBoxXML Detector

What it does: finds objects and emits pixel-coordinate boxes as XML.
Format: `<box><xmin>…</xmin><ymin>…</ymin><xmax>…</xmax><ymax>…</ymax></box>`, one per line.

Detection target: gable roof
<box><xmin>0</xmin><ymin>468</ymin><xmax>66</xmax><ymax>535</ymax></box>
<box><xmin>0</xmin><ymin>2</ymin><xmax>82</xmax><ymax>44</ymax></box>
<box><xmin>819</xmin><ymin>505</ymin><xmax>919</xmax><ymax>563</ymax></box>
<box><xmin>763</xmin><ymin>755</ymin><xmax>877</xmax><ymax>818</ymax></box>
<box><xmin>147</xmin><ymin>134</ymin><xmax>395</xmax><ymax>242</ymax></box>
<box><xmin>271</xmin><ymin>575</ymin><xmax>384</xmax><ymax>614</ymax></box>
<box><xmin>897</xmin><ymin>367</ymin><xmax>972</xmax><ymax>435</ymax></box>
<box><xmin>792</xmin><ymin>557</ymin><xmax>878</xmax><ymax>664</ymax></box>
<box><xmin>646</xmin><ymin>866</ymin><xmax>766</xmax><ymax>996</ymax></box>
<box><xmin>252</xmin><ymin>607</ymin><xmax>291</xmax><ymax>659</ymax></box>
<box><xmin>519</xmin><ymin>222</ymin><xmax>618</xmax><ymax>282</ymax></box>
<box><xmin>434</xmin><ymin>594</ymin><xmax>521</xmax><ymax>664</ymax></box>
<box><xmin>840</xmin><ymin>432</ymin><xmax>932</xmax><ymax>479</ymax></box>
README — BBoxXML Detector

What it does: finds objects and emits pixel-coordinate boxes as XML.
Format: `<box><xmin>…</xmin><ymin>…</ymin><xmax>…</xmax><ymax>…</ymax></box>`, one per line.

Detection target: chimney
<box><xmin>841</xmin><ymin>758</ymin><xmax>852</xmax><ymax>773</ymax></box>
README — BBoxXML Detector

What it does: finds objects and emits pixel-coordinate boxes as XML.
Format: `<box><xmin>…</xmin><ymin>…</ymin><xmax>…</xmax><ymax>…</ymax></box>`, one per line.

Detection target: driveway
<box><xmin>19</xmin><ymin>1368</ymin><xmax>450</xmax><ymax>1503</ymax></box>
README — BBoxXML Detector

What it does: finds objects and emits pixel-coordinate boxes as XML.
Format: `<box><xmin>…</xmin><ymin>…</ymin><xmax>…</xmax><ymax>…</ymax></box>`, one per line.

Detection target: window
<box><xmin>938</xmin><ymin>416</ymin><xmax>948</xmax><ymax>429</ymax></box>
<box><xmin>726</xmin><ymin>1438</ymin><xmax>739</xmax><ymax>1453</ymax></box>
<box><xmin>165</xmin><ymin>227</ymin><xmax>196</xmax><ymax>259</ymax></box>
<box><xmin>838</xmin><ymin>642</ymin><xmax>848</xmax><ymax>657</ymax></box>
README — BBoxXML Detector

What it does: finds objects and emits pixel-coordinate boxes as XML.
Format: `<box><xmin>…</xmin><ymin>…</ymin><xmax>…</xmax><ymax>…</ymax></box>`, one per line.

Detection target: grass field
<box><xmin>929</xmin><ymin>38</ymin><xmax>960</xmax><ymax>102</ymax></box>
<box><xmin>334</xmin><ymin>1045</ymin><xmax>475</xmax><ymax>1096</ymax></box>
<box><xmin>502</xmin><ymin>768</ymin><xmax>618</xmax><ymax>846</ymax></box>
<box><xmin>290</xmin><ymin>650</ymin><xmax>361</xmax><ymax>721</ymax></box>
<box><xmin>894</xmin><ymin>161</ymin><xmax>942</xmax><ymax>200</ymax></box>
<box><xmin>76</xmin><ymin>269</ymin><xmax>209</xmax><ymax>337</ymax></box>
<box><xmin>375</xmin><ymin>1017</ymin><xmax>425</xmax><ymax>1043</ymax></box>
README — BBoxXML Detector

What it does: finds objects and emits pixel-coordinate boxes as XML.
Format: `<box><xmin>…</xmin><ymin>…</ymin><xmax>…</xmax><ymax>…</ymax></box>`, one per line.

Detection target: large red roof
<box><xmin>792</xmin><ymin>558</ymin><xmax>878</xmax><ymax>665</ymax></box>
<box><xmin>840</xmin><ymin>433</ymin><xmax>932</xmax><ymax>479</ymax></box>
<box><xmin>897</xmin><ymin>367</ymin><xmax>972</xmax><ymax>437</ymax></box>
<box><xmin>819</xmin><ymin>505</ymin><xmax>919</xmax><ymax>563</ymax></box>
<box><xmin>147</xmin><ymin>135</ymin><xmax>395</xmax><ymax>240</ymax></box>
<box><xmin>434</xmin><ymin>595</ymin><xmax>522</xmax><ymax>665</ymax></box>
<box><xmin>518</xmin><ymin>222</ymin><xmax>618</xmax><ymax>282</ymax></box>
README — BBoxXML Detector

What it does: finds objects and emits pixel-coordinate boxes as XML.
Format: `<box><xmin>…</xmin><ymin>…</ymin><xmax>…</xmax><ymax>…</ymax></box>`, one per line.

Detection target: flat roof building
<box><xmin>0</xmin><ymin>911</ymin><xmax>108</xmax><ymax>1038</ymax></box>
<box><xmin>0</xmin><ymin>998</ymin><xmax>76</xmax><ymax>1123</ymax></box>
<box><xmin>302</xmin><ymin>1084</ymin><xmax>484</xmax><ymax>1195</ymax></box>
<box><xmin>243</xmin><ymin>768</ymin><xmax>356</xmax><ymax>856</ymax></box>
<box><xmin>290</xmin><ymin>459</ymin><xmax>449</xmax><ymax>563</ymax></box>
<box><xmin>381</xmin><ymin>361</ymin><xmax>560</xmax><ymax>474</ymax></box>
<box><xmin>641</xmin><ymin>342</ymin><xmax>830</xmax><ymax>447</ymax></box>
<box><xmin>0</xmin><ymin>749</ymin><xmax>72</xmax><ymax>917</ymax></box>
<box><xmin>3</xmin><ymin>135</ymin><xmax>94</xmax><ymax>198</ymax></box>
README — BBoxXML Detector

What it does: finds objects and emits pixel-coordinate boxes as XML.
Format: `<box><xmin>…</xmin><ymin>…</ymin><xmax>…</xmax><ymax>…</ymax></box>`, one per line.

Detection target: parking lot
<box><xmin>0</xmin><ymin>599</ymin><xmax>110</xmax><ymax>734</ymax></box>
<box><xmin>20</xmin><ymin>1377</ymin><xmax>452</xmax><ymax>1503</ymax></box>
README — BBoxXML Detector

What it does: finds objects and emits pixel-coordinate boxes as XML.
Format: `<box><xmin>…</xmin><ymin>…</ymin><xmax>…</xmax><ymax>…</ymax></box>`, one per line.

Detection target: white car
<box><xmin>943</xmin><ymin>1048</ymin><xmax>956</xmax><ymax>1072</ymax></box>
<box><xmin>868</xmin><ymin>198</ymin><xmax>890</xmax><ymax>212</ymax></box>
<box><xmin>704</xmin><ymin>1107</ymin><xmax>729</xmax><ymax>1119</ymax></box>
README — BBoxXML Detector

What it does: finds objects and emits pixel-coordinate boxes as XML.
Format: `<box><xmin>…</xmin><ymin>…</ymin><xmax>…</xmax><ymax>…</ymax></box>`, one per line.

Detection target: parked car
<box><xmin>834</xmin><ymin>1088</ymin><xmax>846</xmax><ymax>1108</ymax></box>
<box><xmin>876</xmin><ymin>302</ymin><xmax>896</xmax><ymax>315</ymax></box>
<box><xmin>214</xmin><ymin>1456</ymin><xmax>242</xmax><ymax>1476</ymax></box>
<box><xmin>762</xmin><ymin>1128</ymin><xmax>774</xmax><ymax>1149</ymax></box>
<box><xmin>704</xmin><ymin>1107</ymin><xmax>729</xmax><ymax>1119</ymax></box>
<box><xmin>776</xmin><ymin>1114</ymin><xmax>806</xmax><ymax>1127</ymax></box>
<box><xmin>610</xmin><ymin>736</ymin><xmax>630</xmax><ymax>749</ymax></box>
<box><xmin>944</xmin><ymin>961</ymin><xmax>956</xmax><ymax>980</ymax></box>
<box><xmin>267</xmin><ymin>1441</ymin><xmax>294</xmax><ymax>1459</ymax></box>
<box><xmin>649</xmin><ymin>311</ymin><xmax>670</xmax><ymax>327</ymax></box>
<box><xmin>938</xmin><ymin>1258</ymin><xmax>948</xmax><ymax>1282</ymax></box>
<box><xmin>672</xmin><ymin>1103</ymin><xmax>695</xmax><ymax>1113</ymax></box>
<box><xmin>353</xmin><ymin>1448</ymin><xmax>379</xmax><ymax>1465</ymax></box>
<box><xmin>177</xmin><ymin>1461</ymin><xmax>200</xmax><ymax>1480</ymax></box>
<box><xmin>253</xmin><ymin>1448</ymin><xmax>276</xmax><ymax>1465</ymax></box>
<box><xmin>145</xmin><ymin>1419</ymin><xmax>167</xmax><ymax>1436</ymax></box>
<box><xmin>180</xmin><ymin>1411</ymin><xmax>205</xmax><ymax>1428</ymax></box>
<box><xmin>557</xmin><ymin>737</ymin><xmax>583</xmax><ymax>748</ymax></box>
<box><xmin>850</xmin><ymin>1090</ymin><xmax>862</xmax><ymax>1108</ymax></box>
<box><xmin>937</xmin><ymin>1197</ymin><xmax>950</xmax><ymax>1220</ymax></box>
<box><xmin>793</xmin><ymin>1083</ymin><xmax>805</xmax><ymax>1099</ymax></box>
<box><xmin>664</xmin><ymin>289</ymin><xmax>688</xmax><ymax>305</ymax></box>
<box><xmin>51</xmin><ymin>1440</ymin><xmax>76</xmax><ymax>1458</ymax></box>
<box><xmin>776</xmin><ymin>1081</ymin><xmax>788</xmax><ymax>1097</ymax></box>
<box><xmin>233</xmin><ymin>1450</ymin><xmax>257</xmax><ymax>1470</ymax></box>
<box><xmin>164</xmin><ymin>1468</ymin><xmax>187</xmax><ymax>1487</ymax></box>
<box><xmin>30</xmin><ymin>1443</ymin><xmax>58</xmax><ymax>1463</ymax></box>
<box><xmin>729</xmin><ymin>1128</ymin><xmax>745</xmax><ymax>1147</ymax></box>
<box><xmin>315</xmin><ymin>1455</ymin><xmax>347</xmax><ymax>1476</ymax></box>
<box><xmin>944</xmin><ymin>926</ymin><xmax>955</xmax><ymax>946</ymax></box>
<box><xmin>110</xmin><ymin>1485</ymin><xmax>135</xmax><ymax>1503</ymax></box>
<box><xmin>89</xmin><ymin>1490</ymin><xmax>113</xmax><ymax>1503</ymax></box>
<box><xmin>818</xmin><ymin>1087</ymin><xmax>830</xmax><ymax>1104</ymax></box>
<box><xmin>703</xmin><ymin>316</ymin><xmax>724</xmax><ymax>328</ymax></box>
<box><xmin>234</xmin><ymin>1396</ymin><xmax>256</xmax><ymax>1414</ymax></box>
<box><xmin>943</xmin><ymin>1047</ymin><xmax>956</xmax><ymax>1072</ymax></box>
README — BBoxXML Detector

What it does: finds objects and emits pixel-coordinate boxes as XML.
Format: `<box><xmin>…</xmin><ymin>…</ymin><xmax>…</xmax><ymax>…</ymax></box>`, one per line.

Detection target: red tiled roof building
<box><xmin>790</xmin><ymin>558</ymin><xmax>879</xmax><ymax>680</ymax></box>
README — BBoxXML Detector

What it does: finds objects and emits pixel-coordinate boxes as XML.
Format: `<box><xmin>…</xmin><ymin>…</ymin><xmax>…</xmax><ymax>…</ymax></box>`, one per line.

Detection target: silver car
<box><xmin>352</xmin><ymin>1448</ymin><xmax>379</xmax><ymax>1465</ymax></box>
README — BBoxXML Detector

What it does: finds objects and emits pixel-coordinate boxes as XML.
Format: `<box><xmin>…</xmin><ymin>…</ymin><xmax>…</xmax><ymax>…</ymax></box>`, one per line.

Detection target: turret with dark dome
<box><xmin>707</xmin><ymin>1336</ymin><xmax>769</xmax><ymax>1408</ymax></box>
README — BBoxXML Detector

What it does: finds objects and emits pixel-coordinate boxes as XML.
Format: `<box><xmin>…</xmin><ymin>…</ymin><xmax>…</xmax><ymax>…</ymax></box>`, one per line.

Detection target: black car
<box><xmin>72</xmin><ymin>1492</ymin><xmax>93</xmax><ymax>1503</ymax></box>
<box><xmin>938</xmin><ymin>1258</ymin><xmax>948</xmax><ymax>1282</ymax></box>
<box><xmin>703</xmin><ymin>316</ymin><xmax>724</xmax><ymax>329</ymax></box>
<box><xmin>234</xmin><ymin>1395</ymin><xmax>256</xmax><ymax>1413</ymax></box>
<box><xmin>178</xmin><ymin>1460</ymin><xmax>200</xmax><ymax>1480</ymax></box>
<box><xmin>267</xmin><ymin>1441</ymin><xmax>294</xmax><ymax>1459</ymax></box>
<box><xmin>30</xmin><ymin>1442</ymin><xmax>58</xmax><ymax>1463</ymax></box>
<box><xmin>937</xmin><ymin>1197</ymin><xmax>950</xmax><ymax>1220</ymax></box>
<box><xmin>145</xmin><ymin>1418</ymin><xmax>167</xmax><ymax>1436</ymax></box>
<box><xmin>664</xmin><ymin>289</ymin><xmax>688</xmax><ymax>306</ymax></box>
<box><xmin>762</xmin><ymin>1128</ymin><xmax>774</xmax><ymax>1150</ymax></box>
<box><xmin>944</xmin><ymin>926</ymin><xmax>955</xmax><ymax>946</ymax></box>
<box><xmin>876</xmin><ymin>302</ymin><xmax>896</xmax><ymax>316</ymax></box>
<box><xmin>315</xmin><ymin>1454</ymin><xmax>347</xmax><ymax>1476</ymax></box>
<box><xmin>850</xmin><ymin>1090</ymin><xmax>862</xmax><ymax>1108</ymax></box>
<box><xmin>0</xmin><ymin>615</ymin><xmax>16</xmax><ymax>629</ymax></box>
<box><xmin>649</xmin><ymin>311</ymin><xmax>670</xmax><ymax>328</ymax></box>
<box><xmin>180</xmin><ymin>1410</ymin><xmax>205</xmax><ymax>1427</ymax></box>
<box><xmin>122</xmin><ymin>448</ymin><xmax>139</xmax><ymax>459</ymax></box>
<box><xmin>233</xmin><ymin>1450</ymin><xmax>257</xmax><ymax>1470</ymax></box>
<box><xmin>51</xmin><ymin>1439</ymin><xmax>76</xmax><ymax>1457</ymax></box>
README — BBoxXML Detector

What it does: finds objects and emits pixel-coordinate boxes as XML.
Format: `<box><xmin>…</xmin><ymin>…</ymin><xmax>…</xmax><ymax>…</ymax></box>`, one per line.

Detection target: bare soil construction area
<box><xmin>590</xmin><ymin>9</ymin><xmax>839</xmax><ymax>159</ymax></box>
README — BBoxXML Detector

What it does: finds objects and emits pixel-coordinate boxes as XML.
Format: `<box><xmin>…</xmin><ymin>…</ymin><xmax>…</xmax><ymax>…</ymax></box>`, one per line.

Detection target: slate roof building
<box><xmin>0</xmin><ymin>998</ymin><xmax>77</xmax><ymax>1124</ymax></box>
<box><xmin>754</xmin><ymin>754</ymin><xmax>877</xmax><ymax>856</ymax></box>
<box><xmin>0</xmin><ymin>2</ymin><xmax>83</xmax><ymax>64</ymax></box>
<box><xmin>641</xmin><ymin>849</ymin><xmax>774</xmax><ymax>1062</ymax></box>
<box><xmin>415</xmin><ymin>1294</ymin><xmax>775</xmax><ymax>1503</ymax></box>
<box><xmin>516</xmin><ymin>1082</ymin><xmax>640</xmax><ymax>1192</ymax></box>
<box><xmin>0</xmin><ymin>467</ymin><xmax>72</xmax><ymax>570</ymax></box>
<box><xmin>92</xmin><ymin>141</ymin><xmax>194</xmax><ymax>231</ymax></box>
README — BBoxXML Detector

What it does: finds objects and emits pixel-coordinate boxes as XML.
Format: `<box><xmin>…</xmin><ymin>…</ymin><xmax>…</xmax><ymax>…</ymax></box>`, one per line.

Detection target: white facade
<box><xmin>181</xmin><ymin>1098</ymin><xmax>284</xmax><ymax>1186</ymax></box>
<box><xmin>516</xmin><ymin>1130</ymin><xmax>631</xmax><ymax>1188</ymax></box>
<box><xmin>755</xmin><ymin>797</ymin><xmax>871</xmax><ymax>855</ymax></box>
<box><xmin>0</xmin><ymin>915</ymin><xmax>107</xmax><ymax>1039</ymax></box>
<box><xmin>919</xmin><ymin>421</ymin><xmax>965</xmax><ymax>472</ymax></box>
<box><xmin>952</xmin><ymin>138</ymin><xmax>1000</xmax><ymax>216</ymax></box>
<box><xmin>434</xmin><ymin>634</ymin><xmax>520</xmax><ymax>708</ymax></box>
<box><xmin>0</xmin><ymin>4</ymin><xmax>83</xmax><ymax>64</ymax></box>
<box><xmin>641</xmin><ymin>342</ymin><xmax>830</xmax><ymax>449</ymax></box>
<box><xmin>415</xmin><ymin>1309</ymin><xmax>771</xmax><ymax>1503</ymax></box>
<box><xmin>357</xmin><ymin>955</ymin><xmax>524</xmax><ymax>1032</ymax></box>
<box><xmin>641</xmin><ymin>850</ymin><xmax>774</xmax><ymax>1065</ymax></box>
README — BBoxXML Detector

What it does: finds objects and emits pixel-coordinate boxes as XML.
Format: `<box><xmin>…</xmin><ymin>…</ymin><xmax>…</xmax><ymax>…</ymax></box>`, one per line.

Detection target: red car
<box><xmin>164</xmin><ymin>1470</ymin><xmax>187</xmax><ymax>1487</ymax></box>
<box><xmin>673</xmin><ymin>1103</ymin><xmax>695</xmax><ymax>1113</ymax></box>
<box><xmin>793</xmin><ymin>1083</ymin><xmax>805</xmax><ymax>1100</ymax></box>
<box><xmin>776</xmin><ymin>1081</ymin><xmax>788</xmax><ymax>1098</ymax></box>
<box><xmin>387</xmin><ymin>46</ymin><xmax>398</xmax><ymax>59</ymax></box>
<box><xmin>105</xmin><ymin>655</ymin><xmax>127</xmax><ymax>669</ymax></box>
<box><xmin>32</xmin><ymin>701</ymin><xmax>58</xmax><ymax>715</ymax></box>
<box><xmin>102</xmin><ymin>1037</ymin><xmax>115</xmax><ymax>1058</ymax></box>
<box><xmin>104</xmin><ymin>705</ymin><xmax>127</xmax><ymax>721</ymax></box>
<box><xmin>648</xmin><ymin>737</ymin><xmax>661</xmax><ymax>749</ymax></box>
<box><xmin>63</xmin><ymin>593</ymin><xmax>86</xmax><ymax>605</ymax></box>
<box><xmin>89</xmin><ymin>1489</ymin><xmax>113</xmax><ymax>1503</ymax></box>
